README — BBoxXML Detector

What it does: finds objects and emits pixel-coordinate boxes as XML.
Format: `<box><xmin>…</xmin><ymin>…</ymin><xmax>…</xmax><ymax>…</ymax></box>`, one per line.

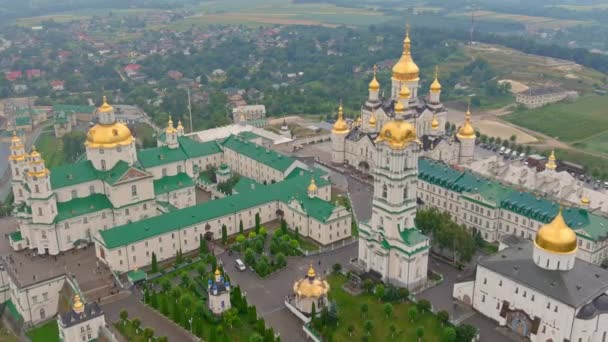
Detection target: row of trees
<box><xmin>415</xmin><ymin>207</ymin><xmax>476</xmax><ymax>263</ymax></box>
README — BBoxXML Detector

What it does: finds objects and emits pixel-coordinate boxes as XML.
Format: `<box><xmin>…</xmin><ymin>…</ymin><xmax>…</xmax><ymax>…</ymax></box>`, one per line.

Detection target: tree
<box><xmin>236</xmin><ymin>234</ymin><xmax>246</xmax><ymax>244</ymax></box>
<box><xmin>510</xmin><ymin>134</ymin><xmax>517</xmax><ymax>143</ymax></box>
<box><xmin>408</xmin><ymin>306</ymin><xmax>418</xmax><ymax>322</ymax></box>
<box><xmin>249</xmin><ymin>231</ymin><xmax>257</xmax><ymax>239</ymax></box>
<box><xmin>150</xmin><ymin>290</ymin><xmax>158</xmax><ymax>309</ymax></box>
<box><xmin>375</xmin><ymin>284</ymin><xmax>385</xmax><ymax>301</ymax></box>
<box><xmin>175</xmin><ymin>249</ymin><xmax>183</xmax><ymax>265</ymax></box>
<box><xmin>223</xmin><ymin>308</ymin><xmax>239</xmax><ymax>329</ymax></box>
<box><xmin>295</xmin><ymin>227</ymin><xmax>300</xmax><ymax>241</ymax></box>
<box><xmin>347</xmin><ymin>324</ymin><xmax>355</xmax><ymax>337</ymax></box>
<box><xmin>199</xmin><ymin>234</ymin><xmax>208</xmax><ymax>255</ymax></box>
<box><xmin>389</xmin><ymin>324</ymin><xmax>397</xmax><ymax>339</ymax></box>
<box><xmin>256</xmin><ymin>256</ymin><xmax>270</xmax><ymax>276</ymax></box>
<box><xmin>209</xmin><ymin>326</ymin><xmax>218</xmax><ymax>342</ymax></box>
<box><xmin>158</xmin><ymin>337</ymin><xmax>168</xmax><ymax>342</ymax></box>
<box><xmin>119</xmin><ymin>309</ymin><xmax>128</xmax><ymax>325</ymax></box>
<box><xmin>456</xmin><ymin>324</ymin><xmax>477</xmax><ymax>342</ymax></box>
<box><xmin>259</xmin><ymin>226</ymin><xmax>267</xmax><ymax>236</ymax></box>
<box><xmin>525</xmin><ymin>145</ymin><xmax>532</xmax><ymax>155</ymax></box>
<box><xmin>244</xmin><ymin>248</ymin><xmax>256</xmax><ymax>266</ymax></box>
<box><xmin>255</xmin><ymin>213</ymin><xmax>261</xmax><ymax>233</ymax></box>
<box><xmin>398</xmin><ymin>287</ymin><xmax>410</xmax><ymax>301</ymax></box>
<box><xmin>280</xmin><ymin>219</ymin><xmax>288</xmax><ymax>234</ymax></box>
<box><xmin>221</xmin><ymin>224</ymin><xmax>228</xmax><ymax>245</ymax></box>
<box><xmin>383</xmin><ymin>303</ymin><xmax>393</xmax><ymax>318</ymax></box>
<box><xmin>151</xmin><ymin>252</ymin><xmax>159</xmax><ymax>273</ymax></box>
<box><xmin>132</xmin><ymin>317</ymin><xmax>141</xmax><ymax>333</ymax></box>
<box><xmin>437</xmin><ymin>310</ymin><xmax>450</xmax><ymax>326</ymax></box>
<box><xmin>443</xmin><ymin>327</ymin><xmax>456</xmax><ymax>342</ymax></box>
<box><xmin>311</xmin><ymin>302</ymin><xmax>317</xmax><ymax>321</ymax></box>
<box><xmin>275</xmin><ymin>253</ymin><xmax>286</xmax><ymax>267</ymax></box>
<box><xmin>416</xmin><ymin>299</ymin><xmax>432</xmax><ymax>313</ymax></box>
<box><xmin>248</xmin><ymin>333</ymin><xmax>264</xmax><ymax>342</ymax></box>
<box><xmin>239</xmin><ymin>220</ymin><xmax>244</xmax><ymax>234</ymax></box>
<box><xmin>362</xmin><ymin>279</ymin><xmax>374</xmax><ymax>293</ymax></box>
<box><xmin>62</xmin><ymin>131</ymin><xmax>86</xmax><ymax>162</ymax></box>
<box><xmin>364</xmin><ymin>320</ymin><xmax>373</xmax><ymax>336</ymax></box>
<box><xmin>416</xmin><ymin>326</ymin><xmax>424</xmax><ymax>341</ymax></box>
<box><xmin>143</xmin><ymin>327</ymin><xmax>154</xmax><ymax>342</ymax></box>
<box><xmin>360</xmin><ymin>303</ymin><xmax>369</xmax><ymax>318</ymax></box>
<box><xmin>263</xmin><ymin>328</ymin><xmax>274</xmax><ymax>342</ymax></box>
<box><xmin>332</xmin><ymin>263</ymin><xmax>342</xmax><ymax>274</ymax></box>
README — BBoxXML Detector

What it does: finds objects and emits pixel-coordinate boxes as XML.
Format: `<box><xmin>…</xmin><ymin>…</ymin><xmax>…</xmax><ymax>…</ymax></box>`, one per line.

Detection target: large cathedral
<box><xmin>331</xmin><ymin>27</ymin><xmax>476</xmax><ymax>172</ymax></box>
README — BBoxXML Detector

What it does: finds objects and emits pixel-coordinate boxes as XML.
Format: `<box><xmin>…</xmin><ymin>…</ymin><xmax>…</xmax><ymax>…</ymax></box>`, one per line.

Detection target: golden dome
<box><xmin>29</xmin><ymin>145</ymin><xmax>40</xmax><ymax>158</ymax></box>
<box><xmin>369</xmin><ymin>65</ymin><xmax>380</xmax><ymax>91</ymax></box>
<box><xmin>166</xmin><ymin>116</ymin><xmax>177</xmax><ymax>134</ymax></box>
<box><xmin>399</xmin><ymin>84</ymin><xmax>410</xmax><ymax>99</ymax></box>
<box><xmin>369</xmin><ymin>111</ymin><xmax>377</xmax><ymax>127</ymax></box>
<box><xmin>431</xmin><ymin>114</ymin><xmax>439</xmax><ymax>129</ymax></box>
<box><xmin>98</xmin><ymin>96</ymin><xmax>113</xmax><ymax>113</ymax></box>
<box><xmin>375</xmin><ymin>120</ymin><xmax>417</xmax><ymax>149</ymax></box>
<box><xmin>430</xmin><ymin>66</ymin><xmax>441</xmax><ymax>92</ymax></box>
<box><xmin>177</xmin><ymin>120</ymin><xmax>184</xmax><ymax>131</ymax></box>
<box><xmin>307</xmin><ymin>178</ymin><xmax>318</xmax><ymax>192</ymax></box>
<box><xmin>214</xmin><ymin>268</ymin><xmax>221</xmax><ymax>276</ymax></box>
<box><xmin>546</xmin><ymin>150</ymin><xmax>557</xmax><ymax>170</ymax></box>
<box><xmin>11</xmin><ymin>131</ymin><xmax>20</xmax><ymax>143</ymax></box>
<box><xmin>293</xmin><ymin>265</ymin><xmax>330</xmax><ymax>298</ymax></box>
<box><xmin>86</xmin><ymin>122</ymin><xmax>134</xmax><ymax>148</ymax></box>
<box><xmin>394</xmin><ymin>99</ymin><xmax>405</xmax><ymax>113</ymax></box>
<box><xmin>332</xmin><ymin>103</ymin><xmax>349</xmax><ymax>134</ymax></box>
<box><xmin>392</xmin><ymin>25</ymin><xmax>419</xmax><ymax>82</ymax></box>
<box><xmin>73</xmin><ymin>295</ymin><xmax>85</xmax><ymax>314</ymax></box>
<box><xmin>457</xmin><ymin>107</ymin><xmax>476</xmax><ymax>140</ymax></box>
<box><xmin>534</xmin><ymin>208</ymin><xmax>577</xmax><ymax>254</ymax></box>
<box><xmin>581</xmin><ymin>197</ymin><xmax>590</xmax><ymax>205</ymax></box>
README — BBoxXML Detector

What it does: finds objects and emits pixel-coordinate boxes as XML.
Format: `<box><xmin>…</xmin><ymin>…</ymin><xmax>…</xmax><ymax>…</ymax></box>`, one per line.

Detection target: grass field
<box><xmin>319</xmin><ymin>274</ymin><xmax>444</xmax><ymax>341</ymax></box>
<box><xmin>36</xmin><ymin>132</ymin><xmax>65</xmax><ymax>168</ymax></box>
<box><xmin>503</xmin><ymin>95</ymin><xmax>608</xmax><ymax>143</ymax></box>
<box><xmin>27</xmin><ymin>320</ymin><xmax>59</xmax><ymax>342</ymax></box>
<box><xmin>572</xmin><ymin>131</ymin><xmax>608</xmax><ymax>156</ymax></box>
<box><xmin>0</xmin><ymin>324</ymin><xmax>19</xmax><ymax>342</ymax></box>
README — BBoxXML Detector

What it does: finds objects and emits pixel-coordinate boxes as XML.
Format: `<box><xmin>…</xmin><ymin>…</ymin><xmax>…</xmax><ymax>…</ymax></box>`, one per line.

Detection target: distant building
<box><xmin>167</xmin><ymin>70</ymin><xmax>183</xmax><ymax>80</ymax></box>
<box><xmin>232</xmin><ymin>105</ymin><xmax>266</xmax><ymax>123</ymax></box>
<box><xmin>516</xmin><ymin>87</ymin><xmax>576</xmax><ymax>109</ymax></box>
<box><xmin>123</xmin><ymin>64</ymin><xmax>141</xmax><ymax>77</ymax></box>
<box><xmin>5</xmin><ymin>71</ymin><xmax>22</xmax><ymax>81</ymax></box>
<box><xmin>50</xmin><ymin>80</ymin><xmax>65</xmax><ymax>91</ymax></box>
<box><xmin>26</xmin><ymin>69</ymin><xmax>42</xmax><ymax>79</ymax></box>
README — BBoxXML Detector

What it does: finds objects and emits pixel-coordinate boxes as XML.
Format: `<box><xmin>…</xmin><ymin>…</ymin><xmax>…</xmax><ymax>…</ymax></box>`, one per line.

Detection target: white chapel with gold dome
<box><xmin>453</xmin><ymin>208</ymin><xmax>608</xmax><ymax>341</ymax></box>
<box><xmin>331</xmin><ymin>26</ymin><xmax>476</xmax><ymax>173</ymax></box>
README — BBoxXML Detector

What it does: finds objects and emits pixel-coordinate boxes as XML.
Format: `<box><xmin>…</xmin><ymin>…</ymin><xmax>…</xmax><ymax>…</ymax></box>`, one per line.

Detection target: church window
<box><xmin>523</xmin><ymin>291</ymin><xmax>526</xmax><ymax>298</ymax></box>
<box><xmin>481</xmin><ymin>295</ymin><xmax>485</xmax><ymax>303</ymax></box>
<box><xmin>546</xmin><ymin>259</ymin><xmax>550</xmax><ymax>268</ymax></box>
<box><xmin>554</xmin><ymin>305</ymin><xmax>558</xmax><ymax>312</ymax></box>
<box><xmin>382</xmin><ymin>184</ymin><xmax>387</xmax><ymax>199</ymax></box>
<box><xmin>515</xmin><ymin>287</ymin><xmax>518</xmax><ymax>294</ymax></box>
<box><xmin>67</xmin><ymin>235</ymin><xmax>72</xmax><ymax>243</ymax></box>
<box><xmin>177</xmin><ymin>165</ymin><xmax>182</xmax><ymax>173</ymax></box>
<box><xmin>102</xmin><ymin>212</ymin><xmax>106</xmax><ymax>219</ymax></box>
<box><xmin>99</xmin><ymin>149</ymin><xmax>104</xmax><ymax>155</ymax></box>
<box><xmin>143</xmin><ymin>203</ymin><xmax>147</xmax><ymax>210</ymax></box>
<box><xmin>547</xmin><ymin>302</ymin><xmax>550</xmax><ymax>309</ymax></box>
<box><xmin>117</xmin><ymin>147</ymin><xmax>122</xmax><ymax>152</ymax></box>
<box><xmin>89</xmin><ymin>185</ymin><xmax>95</xmax><ymax>195</ymax></box>
<box><xmin>101</xmin><ymin>160</ymin><xmax>106</xmax><ymax>170</ymax></box>
<box><xmin>34</xmin><ymin>184</ymin><xmax>39</xmax><ymax>193</ymax></box>
<box><xmin>543</xmin><ymin>326</ymin><xmax>546</xmax><ymax>334</ymax></box>
<box><xmin>131</xmin><ymin>185</ymin><xmax>137</xmax><ymax>196</ymax></box>
<box><xmin>118</xmin><ymin>250</ymin><xmax>121</xmax><ymax>256</ymax></box>
<box><xmin>131</xmin><ymin>246</ymin><xmax>135</xmax><ymax>252</ymax></box>
<box><xmin>125</xmin><ymin>208</ymin><xmax>130</xmax><ymax>216</ymax></box>
<box><xmin>557</xmin><ymin>261</ymin><xmax>560</xmax><ymax>269</ymax></box>
<box><xmin>403</xmin><ymin>187</ymin><xmax>408</xmax><ymax>200</ymax></box>
<box><xmin>133</xmin><ymin>255</ymin><xmax>136</xmax><ymax>262</ymax></box>
<box><xmin>602</xmin><ymin>331</ymin><xmax>606</xmax><ymax>342</ymax></box>
<box><xmin>18</xmin><ymin>189</ymin><xmax>22</xmax><ymax>197</ymax></box>
<box><xmin>162</xmin><ymin>168</ymin><xmax>167</xmax><ymax>177</ymax></box>
<box><xmin>15</xmin><ymin>168</ymin><xmax>19</xmax><ymax>176</ymax></box>
<box><xmin>83</xmin><ymin>217</ymin><xmax>88</xmax><ymax>224</ymax></box>
<box><xmin>531</xmin><ymin>295</ymin><xmax>535</xmax><ymax>301</ymax></box>
<box><xmin>499</xmin><ymin>280</ymin><xmax>502</xmax><ymax>286</ymax></box>
<box><xmin>38</xmin><ymin>207</ymin><xmax>42</xmax><ymax>216</ymax></box>
<box><xmin>483</xmin><ymin>278</ymin><xmax>487</xmax><ymax>285</ymax></box>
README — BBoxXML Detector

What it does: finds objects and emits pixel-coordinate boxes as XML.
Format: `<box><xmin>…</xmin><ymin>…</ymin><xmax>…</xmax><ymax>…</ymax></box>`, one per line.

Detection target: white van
<box><xmin>235</xmin><ymin>259</ymin><xmax>246</xmax><ymax>271</ymax></box>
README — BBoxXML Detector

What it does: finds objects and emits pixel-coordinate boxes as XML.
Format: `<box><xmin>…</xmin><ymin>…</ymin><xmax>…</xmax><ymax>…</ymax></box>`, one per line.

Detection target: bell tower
<box><xmin>8</xmin><ymin>131</ymin><xmax>28</xmax><ymax>203</ymax></box>
<box><xmin>27</xmin><ymin>147</ymin><xmax>57</xmax><ymax>225</ymax></box>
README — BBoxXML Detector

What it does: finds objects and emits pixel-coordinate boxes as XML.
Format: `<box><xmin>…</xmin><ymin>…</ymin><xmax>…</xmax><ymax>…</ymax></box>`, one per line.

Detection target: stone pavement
<box><xmin>218</xmin><ymin>244</ymin><xmax>357</xmax><ymax>342</ymax></box>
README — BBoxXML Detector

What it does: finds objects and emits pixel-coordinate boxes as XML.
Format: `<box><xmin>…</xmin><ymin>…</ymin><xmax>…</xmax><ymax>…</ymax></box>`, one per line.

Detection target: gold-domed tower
<box><xmin>429</xmin><ymin>66</ymin><xmax>442</xmax><ymax>104</ymax></box>
<box><xmin>546</xmin><ymin>150</ymin><xmax>557</xmax><ymax>171</ymax></box>
<box><xmin>457</xmin><ymin>106</ymin><xmax>476</xmax><ymax>140</ymax></box>
<box><xmin>86</xmin><ymin>96</ymin><xmax>136</xmax><ymax>170</ymax></box>
<box><xmin>331</xmin><ymin>103</ymin><xmax>349</xmax><ymax>164</ymax></box>
<box><xmin>376</xmin><ymin>119</ymin><xmax>417</xmax><ymax>150</ymax></box>
<box><xmin>391</xmin><ymin>25</ymin><xmax>419</xmax><ymax>99</ymax></box>
<box><xmin>457</xmin><ymin>105</ymin><xmax>476</xmax><ymax>164</ymax></box>
<box><xmin>533</xmin><ymin>207</ymin><xmax>578</xmax><ymax>271</ymax></box>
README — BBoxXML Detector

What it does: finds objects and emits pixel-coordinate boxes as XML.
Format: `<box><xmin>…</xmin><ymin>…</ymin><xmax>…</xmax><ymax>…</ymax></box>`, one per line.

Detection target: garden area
<box><xmin>229</xmin><ymin>217</ymin><xmax>309</xmax><ymax>277</ymax></box>
<box><xmin>114</xmin><ymin>315</ymin><xmax>167</xmax><ymax>342</ymax></box>
<box><xmin>26</xmin><ymin>320</ymin><xmax>59</xmax><ymax>342</ymax></box>
<box><xmin>308</xmin><ymin>273</ymin><xmax>477</xmax><ymax>341</ymax></box>
<box><xmin>141</xmin><ymin>244</ymin><xmax>279</xmax><ymax>342</ymax></box>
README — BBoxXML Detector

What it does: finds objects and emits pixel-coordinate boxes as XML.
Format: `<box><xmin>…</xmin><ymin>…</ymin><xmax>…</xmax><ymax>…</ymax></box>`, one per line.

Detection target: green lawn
<box><xmin>114</xmin><ymin>319</ymin><xmax>163</xmax><ymax>342</ymax></box>
<box><xmin>27</xmin><ymin>320</ymin><xmax>59</xmax><ymax>342</ymax></box>
<box><xmin>36</xmin><ymin>132</ymin><xmax>65</xmax><ymax>168</ymax></box>
<box><xmin>320</xmin><ymin>275</ymin><xmax>445</xmax><ymax>341</ymax></box>
<box><xmin>0</xmin><ymin>324</ymin><xmax>20</xmax><ymax>342</ymax></box>
<box><xmin>572</xmin><ymin>131</ymin><xmax>608</xmax><ymax>156</ymax></box>
<box><xmin>503</xmin><ymin>95</ymin><xmax>608</xmax><ymax>142</ymax></box>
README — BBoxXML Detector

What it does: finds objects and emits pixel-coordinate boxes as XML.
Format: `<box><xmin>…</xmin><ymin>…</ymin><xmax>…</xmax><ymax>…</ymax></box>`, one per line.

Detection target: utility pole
<box><xmin>187</xmin><ymin>87</ymin><xmax>193</xmax><ymax>133</ymax></box>
<box><xmin>470</xmin><ymin>1</ymin><xmax>476</xmax><ymax>45</ymax></box>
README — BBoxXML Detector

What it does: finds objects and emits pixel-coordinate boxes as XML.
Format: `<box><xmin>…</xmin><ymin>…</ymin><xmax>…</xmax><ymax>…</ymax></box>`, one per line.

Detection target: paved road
<box><xmin>218</xmin><ymin>244</ymin><xmax>357</xmax><ymax>342</ymax></box>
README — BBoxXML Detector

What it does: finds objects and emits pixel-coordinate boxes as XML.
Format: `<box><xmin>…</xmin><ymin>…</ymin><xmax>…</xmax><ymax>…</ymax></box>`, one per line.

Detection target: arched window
<box><xmin>34</xmin><ymin>184</ymin><xmax>39</xmax><ymax>193</ymax></box>
<box><xmin>131</xmin><ymin>185</ymin><xmax>137</xmax><ymax>196</ymax></box>
<box><xmin>101</xmin><ymin>160</ymin><xmax>106</xmax><ymax>170</ymax></box>
<box><xmin>382</xmin><ymin>184</ymin><xmax>388</xmax><ymax>199</ymax></box>
<box><xmin>403</xmin><ymin>187</ymin><xmax>408</xmax><ymax>200</ymax></box>
<box><xmin>39</xmin><ymin>308</ymin><xmax>45</xmax><ymax>320</ymax></box>
<box><xmin>37</xmin><ymin>207</ymin><xmax>42</xmax><ymax>216</ymax></box>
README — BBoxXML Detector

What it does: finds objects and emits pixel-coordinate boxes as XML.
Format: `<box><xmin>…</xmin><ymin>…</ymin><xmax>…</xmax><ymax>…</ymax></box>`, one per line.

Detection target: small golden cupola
<box><xmin>581</xmin><ymin>196</ymin><xmax>590</xmax><ymax>206</ymax></box>
<box><xmin>399</xmin><ymin>83</ymin><xmax>411</xmax><ymax>100</ymax></box>
<box><xmin>368</xmin><ymin>111</ymin><xmax>377</xmax><ymax>127</ymax></box>
<box><xmin>392</xmin><ymin>25</ymin><xmax>419</xmax><ymax>82</ymax></box>
<box><xmin>369</xmin><ymin>64</ymin><xmax>380</xmax><ymax>91</ymax></box>
<box><xmin>457</xmin><ymin>106</ymin><xmax>476</xmax><ymax>140</ymax></box>
<box><xmin>431</xmin><ymin>114</ymin><xmax>439</xmax><ymax>130</ymax></box>
<box><xmin>430</xmin><ymin>66</ymin><xmax>442</xmax><ymax>93</ymax></box>
<box><xmin>177</xmin><ymin>120</ymin><xmax>184</xmax><ymax>131</ymax></box>
<box><xmin>293</xmin><ymin>264</ymin><xmax>330</xmax><ymax>299</ymax></box>
<box><xmin>534</xmin><ymin>208</ymin><xmax>577</xmax><ymax>254</ymax></box>
<box><xmin>9</xmin><ymin>131</ymin><xmax>26</xmax><ymax>161</ymax></box>
<box><xmin>98</xmin><ymin>96</ymin><xmax>113</xmax><ymax>113</ymax></box>
<box><xmin>332</xmin><ymin>103</ymin><xmax>349</xmax><ymax>134</ymax></box>
<box><xmin>307</xmin><ymin>178</ymin><xmax>318</xmax><ymax>192</ymax></box>
<box><xmin>166</xmin><ymin>116</ymin><xmax>177</xmax><ymax>134</ymax></box>
<box><xmin>546</xmin><ymin>150</ymin><xmax>557</xmax><ymax>171</ymax></box>
<box><xmin>73</xmin><ymin>294</ymin><xmax>85</xmax><ymax>314</ymax></box>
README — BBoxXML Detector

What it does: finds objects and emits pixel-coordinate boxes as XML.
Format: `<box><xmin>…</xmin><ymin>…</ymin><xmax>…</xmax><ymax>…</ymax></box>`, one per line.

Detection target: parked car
<box><xmin>235</xmin><ymin>258</ymin><xmax>246</xmax><ymax>271</ymax></box>
<box><xmin>499</xmin><ymin>146</ymin><xmax>506</xmax><ymax>154</ymax></box>
<box><xmin>604</xmin><ymin>181</ymin><xmax>608</xmax><ymax>189</ymax></box>
<box><xmin>519</xmin><ymin>153</ymin><xmax>526</xmax><ymax>160</ymax></box>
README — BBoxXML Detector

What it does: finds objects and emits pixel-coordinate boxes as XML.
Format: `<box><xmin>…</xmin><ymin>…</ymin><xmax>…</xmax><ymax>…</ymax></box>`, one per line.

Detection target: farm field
<box><xmin>503</xmin><ymin>94</ymin><xmax>608</xmax><ymax>153</ymax></box>
<box><xmin>447</xmin><ymin>10</ymin><xmax>591</xmax><ymax>29</ymax></box>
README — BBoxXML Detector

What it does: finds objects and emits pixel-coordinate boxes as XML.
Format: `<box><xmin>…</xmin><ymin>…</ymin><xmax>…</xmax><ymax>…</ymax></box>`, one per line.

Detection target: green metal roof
<box><xmin>137</xmin><ymin>145</ymin><xmax>187</xmax><ymax>168</ymax></box>
<box><xmin>56</xmin><ymin>193</ymin><xmax>112</xmax><ymax>222</ymax></box>
<box><xmin>127</xmin><ymin>269</ymin><xmax>147</xmax><ymax>283</ymax></box>
<box><xmin>50</xmin><ymin>160</ymin><xmax>99</xmax><ymax>190</ymax></box>
<box><xmin>178</xmin><ymin>136</ymin><xmax>222</xmax><ymax>158</ymax></box>
<box><xmin>97</xmin><ymin>161</ymin><xmax>132</xmax><ymax>186</ymax></box>
<box><xmin>400</xmin><ymin>228</ymin><xmax>427</xmax><ymax>246</ymax></box>
<box><xmin>153</xmin><ymin>173</ymin><xmax>194</xmax><ymax>195</ymax></box>
<box><xmin>221</xmin><ymin>135</ymin><xmax>296</xmax><ymax>172</ymax></box>
<box><xmin>9</xmin><ymin>231</ymin><xmax>23</xmax><ymax>242</ymax></box>
<box><xmin>237</xmin><ymin>131</ymin><xmax>261</xmax><ymax>141</ymax></box>
<box><xmin>99</xmin><ymin>169</ymin><xmax>339</xmax><ymax>249</ymax></box>
<box><xmin>14</xmin><ymin>116</ymin><xmax>31</xmax><ymax>126</ymax></box>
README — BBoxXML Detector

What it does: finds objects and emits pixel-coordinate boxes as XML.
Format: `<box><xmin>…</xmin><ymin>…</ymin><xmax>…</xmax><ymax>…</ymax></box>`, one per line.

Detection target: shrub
<box><xmin>236</xmin><ymin>234</ymin><xmax>246</xmax><ymax>244</ymax></box>
<box><xmin>249</xmin><ymin>231</ymin><xmax>257</xmax><ymax>239</ymax></box>
<box><xmin>275</xmin><ymin>253</ymin><xmax>286</xmax><ymax>268</ymax></box>
<box><xmin>332</xmin><ymin>263</ymin><xmax>342</xmax><ymax>274</ymax></box>
<box><xmin>259</xmin><ymin>226</ymin><xmax>267</xmax><ymax>236</ymax></box>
